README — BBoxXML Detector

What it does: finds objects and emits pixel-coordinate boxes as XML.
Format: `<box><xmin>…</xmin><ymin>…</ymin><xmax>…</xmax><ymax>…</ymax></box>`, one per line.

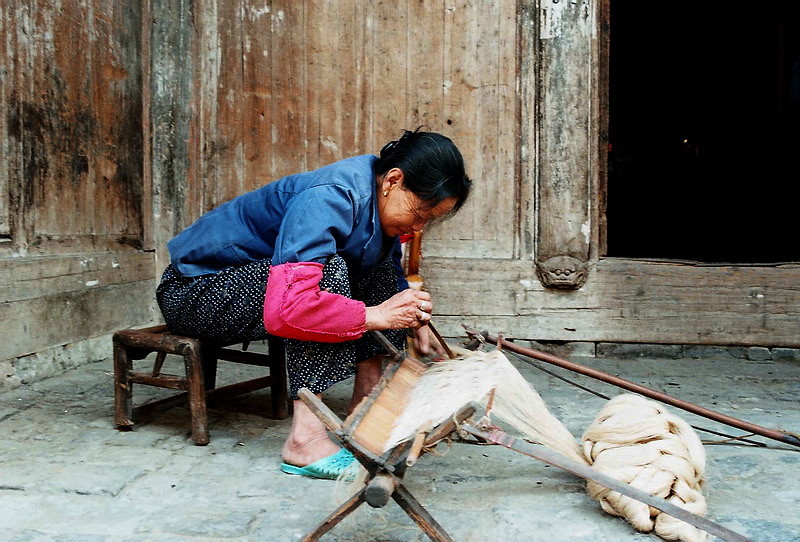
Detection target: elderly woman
<box><xmin>157</xmin><ymin>128</ymin><xmax>471</xmax><ymax>479</ymax></box>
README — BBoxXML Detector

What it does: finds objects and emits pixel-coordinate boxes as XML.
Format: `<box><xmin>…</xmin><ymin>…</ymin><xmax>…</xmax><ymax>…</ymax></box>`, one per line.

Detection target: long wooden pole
<box><xmin>464</xmin><ymin>328</ymin><xmax>800</xmax><ymax>449</ymax></box>
<box><xmin>462</xmin><ymin>425</ymin><xmax>751</xmax><ymax>542</ymax></box>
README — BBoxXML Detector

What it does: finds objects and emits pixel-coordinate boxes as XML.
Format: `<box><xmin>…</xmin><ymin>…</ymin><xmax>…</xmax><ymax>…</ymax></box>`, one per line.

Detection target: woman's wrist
<box><xmin>364</xmin><ymin>306</ymin><xmax>386</xmax><ymax>331</ymax></box>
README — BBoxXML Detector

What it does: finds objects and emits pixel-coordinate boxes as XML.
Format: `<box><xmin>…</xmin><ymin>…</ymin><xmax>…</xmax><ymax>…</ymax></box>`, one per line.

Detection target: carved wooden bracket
<box><xmin>535</xmin><ymin>255</ymin><xmax>588</xmax><ymax>290</ymax></box>
<box><xmin>531</xmin><ymin>1</ymin><xmax>595</xmax><ymax>291</ymax></box>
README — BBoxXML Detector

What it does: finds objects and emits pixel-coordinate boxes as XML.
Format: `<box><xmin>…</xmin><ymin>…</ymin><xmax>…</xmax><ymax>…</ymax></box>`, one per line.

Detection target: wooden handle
<box><xmin>428</xmin><ymin>322</ymin><xmax>455</xmax><ymax>360</ymax></box>
<box><xmin>407</xmin><ymin>231</ymin><xmax>423</xmax><ymax>276</ymax></box>
<box><xmin>364</xmin><ymin>472</ymin><xmax>399</xmax><ymax>508</ymax></box>
<box><xmin>405</xmin><ymin>428</ymin><xmax>429</xmax><ymax>467</ymax></box>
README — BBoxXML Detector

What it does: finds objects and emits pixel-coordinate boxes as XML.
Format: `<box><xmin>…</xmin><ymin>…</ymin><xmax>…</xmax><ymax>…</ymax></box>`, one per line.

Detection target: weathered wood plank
<box><xmin>430</xmin><ymin>0</ymin><xmax>517</xmax><ymax>260</ymax></box>
<box><xmin>306</xmin><ymin>0</ymin><xmax>357</xmax><ymax>166</ymax></box>
<box><xmin>5</xmin><ymin>0</ymin><xmax>31</xmax><ymax>251</ymax></box>
<box><xmin>22</xmin><ymin>0</ymin><xmax>144</xmax><ymax>253</ymax></box>
<box><xmin>426</xmin><ymin>257</ymin><xmax>800</xmax><ymax>347</ymax></box>
<box><xmin>407</xmin><ymin>0</ymin><xmax>444</xmax><ymax>129</ymax></box>
<box><xmin>150</xmin><ymin>0</ymin><xmax>193</xmax><ymax>275</ymax></box>
<box><xmin>215</xmin><ymin>0</ymin><xmax>245</xmax><ymax>203</ymax></box>
<box><xmin>518</xmin><ymin>0</ymin><xmax>538</xmax><ymax>262</ymax></box>
<box><xmin>0</xmin><ymin>252</ymin><xmax>154</xmax><ymax>303</ymax></box>
<box><xmin>270</xmin><ymin>0</ymin><xmax>307</xmax><ymax>179</ymax></box>
<box><xmin>537</xmin><ymin>0</ymin><xmax>595</xmax><ymax>263</ymax></box>
<box><xmin>0</xmin><ymin>1</ymin><xmax>13</xmax><ymax>240</ymax></box>
<box><xmin>422</xmin><ymin>257</ymin><xmax>523</xmax><ymax>317</ymax></box>
<box><xmin>371</xmin><ymin>0</ymin><xmax>409</xmax><ymax>145</ymax></box>
<box><xmin>1</xmin><ymin>279</ymin><xmax>156</xmax><ymax>360</ymax></box>
<box><xmin>352</xmin><ymin>0</ymin><xmax>372</xmax><ymax>155</ymax></box>
<box><xmin>141</xmin><ymin>0</ymin><xmax>153</xmax><ymax>253</ymax></box>
<box><xmin>407</xmin><ymin>0</ymin><xmax>518</xmax><ymax>260</ymax></box>
<box><xmin>596</xmin><ymin>0</ymin><xmax>610</xmax><ymax>257</ymax></box>
<box><xmin>194</xmin><ymin>0</ymin><xmax>221</xmax><ymax>219</ymax></box>
<box><xmin>242</xmin><ymin>0</ymin><xmax>274</xmax><ymax>192</ymax></box>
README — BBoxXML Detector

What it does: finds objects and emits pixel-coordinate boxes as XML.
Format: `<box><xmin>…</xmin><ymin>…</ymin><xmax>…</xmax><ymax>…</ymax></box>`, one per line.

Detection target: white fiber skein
<box><xmin>581</xmin><ymin>394</ymin><xmax>708</xmax><ymax>542</ymax></box>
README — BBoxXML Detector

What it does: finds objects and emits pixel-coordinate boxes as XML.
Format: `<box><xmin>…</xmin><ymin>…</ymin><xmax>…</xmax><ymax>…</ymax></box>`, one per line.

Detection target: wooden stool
<box><xmin>113</xmin><ymin>324</ymin><xmax>289</xmax><ymax>445</ymax></box>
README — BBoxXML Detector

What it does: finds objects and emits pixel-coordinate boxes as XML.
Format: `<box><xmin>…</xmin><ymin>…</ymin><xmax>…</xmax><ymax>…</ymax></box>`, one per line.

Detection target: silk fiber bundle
<box><xmin>581</xmin><ymin>394</ymin><xmax>708</xmax><ymax>542</ymax></box>
<box><xmin>377</xmin><ymin>348</ymin><xmax>708</xmax><ymax>542</ymax></box>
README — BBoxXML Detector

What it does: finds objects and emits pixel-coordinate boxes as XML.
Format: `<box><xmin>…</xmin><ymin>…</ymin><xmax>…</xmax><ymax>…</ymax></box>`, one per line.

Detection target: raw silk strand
<box><xmin>379</xmin><ymin>348</ymin><xmax>708</xmax><ymax>542</ymax></box>
<box><xmin>382</xmin><ymin>348</ymin><xmax>584</xmax><ymax>463</ymax></box>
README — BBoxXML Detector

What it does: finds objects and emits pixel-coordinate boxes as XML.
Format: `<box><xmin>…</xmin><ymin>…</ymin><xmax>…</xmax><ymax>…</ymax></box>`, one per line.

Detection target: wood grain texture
<box><xmin>173</xmin><ymin>0</ymin><xmax>518</xmax><ymax>261</ymax></box>
<box><xmin>0</xmin><ymin>252</ymin><xmax>154</xmax><ymax>303</ymax></box>
<box><xmin>0</xmin><ymin>1</ymin><xmax>14</xmax><ymax>241</ymax></box>
<box><xmin>351</xmin><ymin>358</ymin><xmax>426</xmax><ymax>455</ymax></box>
<box><xmin>426</xmin><ymin>257</ymin><xmax>800</xmax><ymax>347</ymax></box>
<box><xmin>537</xmin><ymin>0</ymin><xmax>595</xmax><ymax>262</ymax></box>
<box><xmin>150</xmin><ymin>0</ymin><xmax>193</xmax><ymax>275</ymax></box>
<box><xmin>429</xmin><ymin>0</ymin><xmax>518</xmax><ymax>260</ymax></box>
<box><xmin>1</xmin><ymin>276</ymin><xmax>156</xmax><ymax>360</ymax></box>
<box><xmin>3</xmin><ymin>0</ymin><xmax>145</xmax><ymax>255</ymax></box>
<box><xmin>0</xmin><ymin>1</ymin><xmax>155</xmax><ymax>372</ymax></box>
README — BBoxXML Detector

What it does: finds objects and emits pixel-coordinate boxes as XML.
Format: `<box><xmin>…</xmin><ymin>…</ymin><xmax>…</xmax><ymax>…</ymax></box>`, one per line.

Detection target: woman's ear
<box><xmin>382</xmin><ymin>168</ymin><xmax>404</xmax><ymax>192</ymax></box>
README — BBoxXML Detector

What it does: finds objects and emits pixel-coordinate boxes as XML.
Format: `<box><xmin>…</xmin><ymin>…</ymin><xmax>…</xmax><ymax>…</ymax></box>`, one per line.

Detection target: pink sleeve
<box><xmin>263</xmin><ymin>262</ymin><xmax>367</xmax><ymax>342</ymax></box>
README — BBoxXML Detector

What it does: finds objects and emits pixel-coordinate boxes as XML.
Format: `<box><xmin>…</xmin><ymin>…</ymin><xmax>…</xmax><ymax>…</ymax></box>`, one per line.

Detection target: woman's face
<box><xmin>377</xmin><ymin>168</ymin><xmax>458</xmax><ymax>237</ymax></box>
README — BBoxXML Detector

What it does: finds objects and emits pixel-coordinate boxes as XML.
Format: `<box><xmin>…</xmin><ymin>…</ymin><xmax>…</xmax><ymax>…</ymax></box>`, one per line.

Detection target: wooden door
<box><xmin>430</xmin><ymin>0</ymin><xmax>800</xmax><ymax>348</ymax></box>
<box><xmin>0</xmin><ymin>0</ymin><xmax>154</xmax><ymax>365</ymax></box>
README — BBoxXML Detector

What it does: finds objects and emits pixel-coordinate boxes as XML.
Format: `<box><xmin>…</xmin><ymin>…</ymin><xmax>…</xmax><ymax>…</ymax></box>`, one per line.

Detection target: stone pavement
<box><xmin>1</xmin><ymin>343</ymin><xmax>798</xmax><ymax>542</ymax></box>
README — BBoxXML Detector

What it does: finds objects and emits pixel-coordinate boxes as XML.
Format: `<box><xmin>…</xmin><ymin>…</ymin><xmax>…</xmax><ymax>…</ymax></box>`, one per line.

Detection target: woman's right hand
<box><xmin>365</xmin><ymin>289</ymin><xmax>433</xmax><ymax>331</ymax></box>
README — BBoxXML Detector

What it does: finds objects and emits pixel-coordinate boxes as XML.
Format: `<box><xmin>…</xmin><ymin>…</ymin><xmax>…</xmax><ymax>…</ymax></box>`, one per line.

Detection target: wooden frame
<box><xmin>297</xmin><ymin>331</ymin><xmax>749</xmax><ymax>541</ymax></box>
<box><xmin>423</xmin><ymin>0</ymin><xmax>800</xmax><ymax>348</ymax></box>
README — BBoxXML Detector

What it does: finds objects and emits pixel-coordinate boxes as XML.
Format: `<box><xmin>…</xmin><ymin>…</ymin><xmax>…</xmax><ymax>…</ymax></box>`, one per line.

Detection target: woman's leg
<box><xmin>349</xmin><ymin>258</ymin><xmax>408</xmax><ymax>411</ymax></box>
<box><xmin>158</xmin><ymin>259</ymin><xmax>354</xmax><ymax>467</ymax></box>
<box><xmin>348</xmin><ymin>355</ymin><xmax>383</xmax><ymax>414</ymax></box>
<box><xmin>281</xmin><ymin>395</ymin><xmax>341</xmax><ymax>467</ymax></box>
<box><xmin>281</xmin><ymin>256</ymin><xmax>359</xmax><ymax>466</ymax></box>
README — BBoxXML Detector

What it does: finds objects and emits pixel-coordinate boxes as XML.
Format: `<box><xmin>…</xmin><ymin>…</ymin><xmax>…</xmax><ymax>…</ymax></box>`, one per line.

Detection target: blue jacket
<box><xmin>168</xmin><ymin>154</ymin><xmax>408</xmax><ymax>288</ymax></box>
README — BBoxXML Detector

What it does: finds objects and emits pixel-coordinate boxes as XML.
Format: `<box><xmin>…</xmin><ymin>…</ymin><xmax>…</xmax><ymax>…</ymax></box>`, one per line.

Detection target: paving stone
<box><xmin>596</xmin><ymin>342</ymin><xmax>683</xmax><ymax>359</ymax></box>
<box><xmin>0</xmin><ymin>360</ymin><xmax>23</xmax><ymax>392</ymax></box>
<box><xmin>746</xmin><ymin>346</ymin><xmax>773</xmax><ymax>361</ymax></box>
<box><xmin>0</xmin><ymin>352</ymin><xmax>798</xmax><ymax>541</ymax></box>
<box><xmin>717</xmin><ymin>517</ymin><xmax>800</xmax><ymax>542</ymax></box>
<box><xmin>52</xmin><ymin>535</ymin><xmax>112</xmax><ymax>542</ymax></box>
<box><xmin>161</xmin><ymin>511</ymin><xmax>258</xmax><ymax>538</ymax></box>
<box><xmin>682</xmin><ymin>344</ymin><xmax>747</xmax><ymax>359</ymax></box>
<box><xmin>771</xmin><ymin>347</ymin><xmax>800</xmax><ymax>361</ymax></box>
<box><xmin>0</xmin><ymin>531</ymin><xmax>51</xmax><ymax>542</ymax></box>
<box><xmin>44</xmin><ymin>465</ymin><xmax>148</xmax><ymax>497</ymax></box>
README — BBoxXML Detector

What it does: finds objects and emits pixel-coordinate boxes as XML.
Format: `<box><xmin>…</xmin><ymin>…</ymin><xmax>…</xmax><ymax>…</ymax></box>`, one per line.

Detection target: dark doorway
<box><xmin>606</xmin><ymin>2</ymin><xmax>800</xmax><ymax>263</ymax></box>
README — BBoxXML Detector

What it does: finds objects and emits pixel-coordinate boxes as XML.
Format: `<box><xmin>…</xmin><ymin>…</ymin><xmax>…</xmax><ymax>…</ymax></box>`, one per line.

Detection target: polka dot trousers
<box><xmin>156</xmin><ymin>255</ymin><xmax>406</xmax><ymax>399</ymax></box>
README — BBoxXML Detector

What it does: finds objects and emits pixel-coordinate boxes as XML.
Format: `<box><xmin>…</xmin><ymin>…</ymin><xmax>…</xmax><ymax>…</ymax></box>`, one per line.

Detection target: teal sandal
<box><xmin>280</xmin><ymin>448</ymin><xmax>356</xmax><ymax>480</ymax></box>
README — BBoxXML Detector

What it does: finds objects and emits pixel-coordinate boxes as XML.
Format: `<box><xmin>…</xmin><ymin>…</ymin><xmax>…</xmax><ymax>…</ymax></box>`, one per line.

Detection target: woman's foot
<box><xmin>281</xmin><ymin>397</ymin><xmax>340</xmax><ymax>467</ymax></box>
<box><xmin>348</xmin><ymin>355</ymin><xmax>384</xmax><ymax>414</ymax></box>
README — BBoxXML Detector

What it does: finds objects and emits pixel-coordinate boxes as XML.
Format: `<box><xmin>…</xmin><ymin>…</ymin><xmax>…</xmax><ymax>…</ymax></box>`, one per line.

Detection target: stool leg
<box><xmin>114</xmin><ymin>342</ymin><xmax>134</xmax><ymax>428</ymax></box>
<box><xmin>184</xmin><ymin>345</ymin><xmax>209</xmax><ymax>445</ymax></box>
<box><xmin>268</xmin><ymin>337</ymin><xmax>289</xmax><ymax>419</ymax></box>
<box><xmin>202</xmin><ymin>346</ymin><xmax>219</xmax><ymax>391</ymax></box>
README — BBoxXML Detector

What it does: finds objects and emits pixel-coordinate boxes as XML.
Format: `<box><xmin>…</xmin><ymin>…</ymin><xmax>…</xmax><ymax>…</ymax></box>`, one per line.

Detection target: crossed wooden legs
<box><xmin>296</xmin><ymin>389</ymin><xmax>457</xmax><ymax>542</ymax></box>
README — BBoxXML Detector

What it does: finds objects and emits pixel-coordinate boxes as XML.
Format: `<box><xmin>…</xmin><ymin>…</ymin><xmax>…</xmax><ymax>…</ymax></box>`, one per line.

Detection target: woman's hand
<box><xmin>365</xmin><ymin>289</ymin><xmax>433</xmax><ymax>331</ymax></box>
<box><xmin>411</xmin><ymin>325</ymin><xmax>447</xmax><ymax>358</ymax></box>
